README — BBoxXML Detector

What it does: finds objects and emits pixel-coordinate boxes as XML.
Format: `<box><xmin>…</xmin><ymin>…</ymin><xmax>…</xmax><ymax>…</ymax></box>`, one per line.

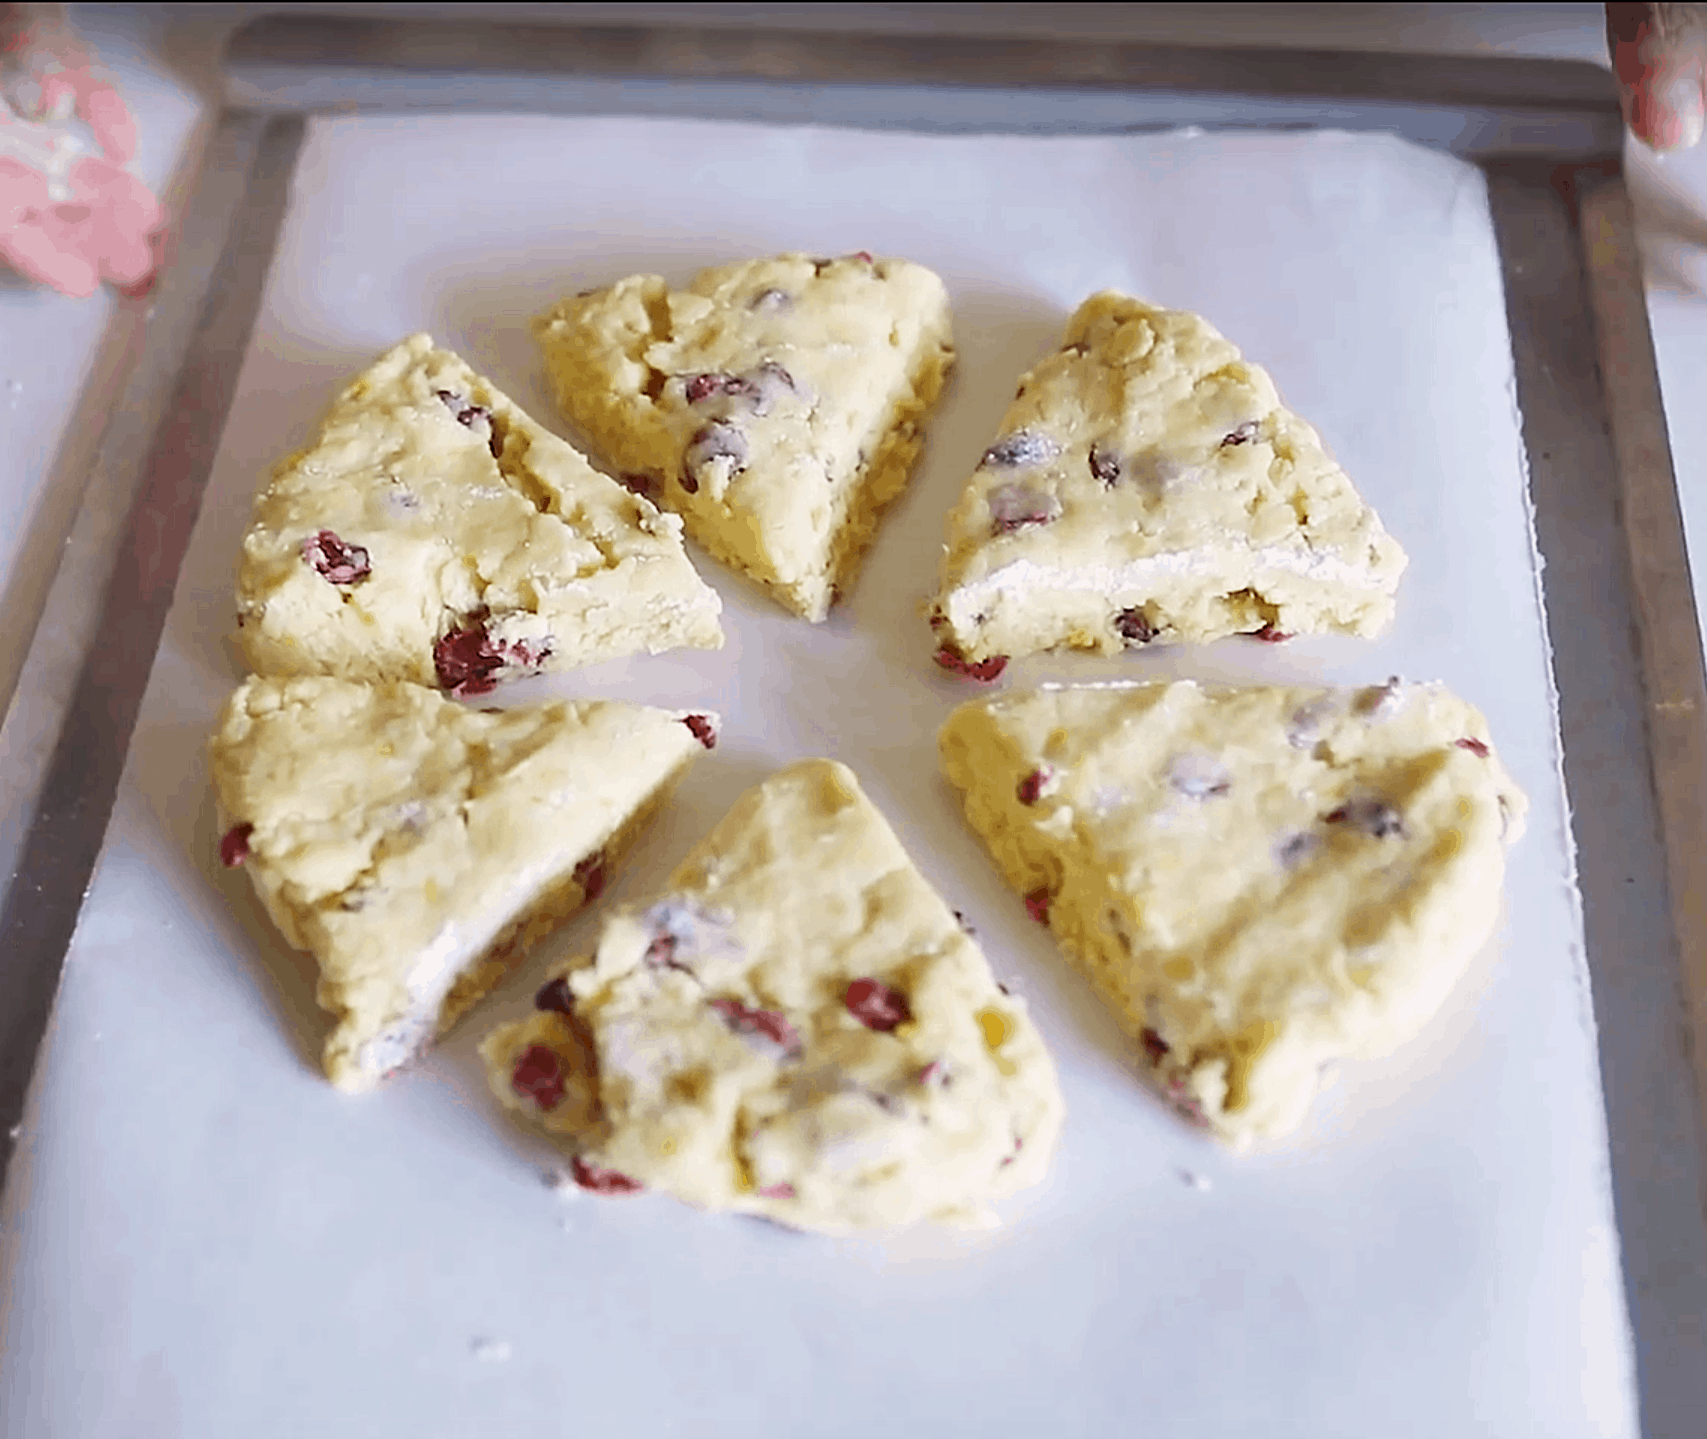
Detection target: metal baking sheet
<box><xmin>2</xmin><ymin>16</ymin><xmax>1703</xmax><ymax>1437</ymax></box>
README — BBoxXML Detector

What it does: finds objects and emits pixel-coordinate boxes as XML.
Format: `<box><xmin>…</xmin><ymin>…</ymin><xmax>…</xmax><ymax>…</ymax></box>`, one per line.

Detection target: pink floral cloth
<box><xmin>0</xmin><ymin>10</ymin><xmax>162</xmax><ymax>297</ymax></box>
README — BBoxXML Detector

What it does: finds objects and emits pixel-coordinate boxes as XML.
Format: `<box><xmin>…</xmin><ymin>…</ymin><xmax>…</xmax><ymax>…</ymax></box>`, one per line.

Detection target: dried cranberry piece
<box><xmin>709</xmin><ymin>998</ymin><xmax>801</xmax><ymax>1055</ymax></box>
<box><xmin>571</xmin><ymin>1155</ymin><xmax>644</xmax><ymax>1195</ymax></box>
<box><xmin>644</xmin><ymin>929</ymin><xmax>681</xmax><ymax>970</ymax></box>
<box><xmin>437</xmin><ymin>389</ymin><xmax>488</xmax><ymax>427</ymax></box>
<box><xmin>758</xmin><ymin>1182</ymin><xmax>797</xmax><ymax>1199</ymax></box>
<box><xmin>988</xmin><ymin>482</ymin><xmax>1062</xmax><ymax>536</ymax></box>
<box><xmin>574</xmin><ymin>850</ymin><xmax>607</xmax><ymax>902</ymax></box>
<box><xmin>302</xmin><ymin>529</ymin><xmax>371</xmax><ymax>585</ymax></box>
<box><xmin>1016</xmin><ymin>768</ymin><xmax>1050</xmax><ymax>805</ymax></box>
<box><xmin>1089</xmin><ymin>444</ymin><xmax>1122</xmax><ymax>486</ymax></box>
<box><xmin>433</xmin><ymin>617</ymin><xmax>550</xmax><ymax>696</ymax></box>
<box><xmin>436</xmin><ymin>389</ymin><xmax>502</xmax><ymax>456</ymax></box>
<box><xmin>219</xmin><ymin>822</ymin><xmax>254</xmax><ymax>868</ymax></box>
<box><xmin>853</xmin><ymin>250</ymin><xmax>874</xmax><ymax>263</ymax></box>
<box><xmin>747</xmin><ymin>360</ymin><xmax>799</xmax><ymax>414</ymax></box>
<box><xmin>845</xmin><ymin>977</ymin><xmax>911</xmax><ymax>1032</ymax></box>
<box><xmin>1024</xmin><ymin>886</ymin><xmax>1052</xmax><ymax>924</ymax></box>
<box><xmin>1248</xmin><ymin>623</ymin><xmax>1292</xmax><ymax>643</ymax></box>
<box><xmin>999</xmin><ymin>1134</ymin><xmax>1024</xmax><ymax>1168</ymax></box>
<box><xmin>639</xmin><ymin>899</ymin><xmax>725</xmax><ymax>974</ymax></box>
<box><xmin>683</xmin><ymin>373</ymin><xmax>723</xmax><ymax>405</ymax></box>
<box><xmin>918</xmin><ymin>1059</ymin><xmax>952</xmax><ymax>1089</ymax></box>
<box><xmin>1324</xmin><ymin>797</ymin><xmax>1405</xmax><ymax>839</ymax></box>
<box><xmin>684</xmin><ymin>372</ymin><xmax>751</xmax><ymax>405</ymax></box>
<box><xmin>1221</xmin><ymin>421</ymin><xmax>1260</xmax><ymax>446</ymax></box>
<box><xmin>618</xmin><ymin>471</ymin><xmax>663</xmax><ymax>502</ymax></box>
<box><xmin>1455</xmin><ymin>737</ymin><xmax>1490</xmax><ymax>758</ymax></box>
<box><xmin>1115</xmin><ymin>607</ymin><xmax>1156</xmax><ymax>645</ymax></box>
<box><xmin>534</xmin><ymin>976</ymin><xmax>577</xmax><ymax>1016</ymax></box>
<box><xmin>433</xmin><ymin>623</ymin><xmax>505</xmax><ymax>697</ymax></box>
<box><xmin>933</xmin><ymin>648</ymin><xmax>1008</xmax><ymax>683</ymax></box>
<box><xmin>981</xmin><ymin>430</ymin><xmax>1060</xmax><ymax>470</ymax></box>
<box><xmin>510</xmin><ymin>1044</ymin><xmax>566</xmax><ymax>1109</ymax></box>
<box><xmin>682</xmin><ymin>421</ymin><xmax>747</xmax><ymax>491</ymax></box>
<box><xmin>683</xmin><ymin>714</ymin><xmax>717</xmax><ymax>749</ymax></box>
<box><xmin>1140</xmin><ymin>1028</ymin><xmax>1170</xmax><ymax>1065</ymax></box>
<box><xmin>510</xmin><ymin>637</ymin><xmax>550</xmax><ymax>669</ymax></box>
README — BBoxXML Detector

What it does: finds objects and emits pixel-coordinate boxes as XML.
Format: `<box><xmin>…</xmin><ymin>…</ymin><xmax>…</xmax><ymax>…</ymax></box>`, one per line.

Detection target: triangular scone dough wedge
<box><xmin>236</xmin><ymin>334</ymin><xmax>723</xmax><ymax>694</ymax></box>
<box><xmin>929</xmin><ymin>294</ymin><xmax>1406</xmax><ymax>666</ymax></box>
<box><xmin>481</xmin><ymin>759</ymin><xmax>1063</xmax><ymax>1235</ymax></box>
<box><xmin>939</xmin><ymin>680</ymin><xmax>1526</xmax><ymax>1147</ymax></box>
<box><xmin>533</xmin><ymin>253</ymin><xmax>955</xmax><ymax>621</ymax></box>
<box><xmin>208</xmin><ymin>675</ymin><xmax>718</xmax><ymax>1092</ymax></box>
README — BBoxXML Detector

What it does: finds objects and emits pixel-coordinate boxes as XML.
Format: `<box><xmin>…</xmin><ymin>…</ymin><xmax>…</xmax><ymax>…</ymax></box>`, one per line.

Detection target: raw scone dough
<box><xmin>939</xmin><ymin>680</ymin><xmax>1526</xmax><ymax>1146</ymax></box>
<box><xmin>481</xmin><ymin>759</ymin><xmax>1063</xmax><ymax>1234</ymax></box>
<box><xmin>236</xmin><ymin>334</ymin><xmax>723</xmax><ymax>692</ymax></box>
<box><xmin>208</xmin><ymin>675</ymin><xmax>717</xmax><ymax>1092</ymax></box>
<box><xmin>533</xmin><ymin>252</ymin><xmax>956</xmax><ymax>621</ymax></box>
<box><xmin>929</xmin><ymin>293</ymin><xmax>1406</xmax><ymax>666</ymax></box>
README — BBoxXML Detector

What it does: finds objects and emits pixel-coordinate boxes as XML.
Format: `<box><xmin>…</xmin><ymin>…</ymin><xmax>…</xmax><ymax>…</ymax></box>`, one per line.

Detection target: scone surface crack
<box><xmin>534</xmin><ymin>252</ymin><xmax>956</xmax><ymax>621</ymax></box>
<box><xmin>930</xmin><ymin>293</ymin><xmax>1407</xmax><ymax>663</ymax></box>
<box><xmin>236</xmin><ymin>334</ymin><xmax>722</xmax><ymax>692</ymax></box>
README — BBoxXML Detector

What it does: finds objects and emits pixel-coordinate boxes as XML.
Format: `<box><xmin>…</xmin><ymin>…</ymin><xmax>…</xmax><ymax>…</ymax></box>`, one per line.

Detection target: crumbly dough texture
<box><xmin>533</xmin><ymin>253</ymin><xmax>956</xmax><ymax>621</ymax></box>
<box><xmin>481</xmin><ymin>759</ymin><xmax>1064</xmax><ymax>1234</ymax></box>
<box><xmin>208</xmin><ymin>675</ymin><xmax>714</xmax><ymax>1092</ymax></box>
<box><xmin>939</xmin><ymin>680</ymin><xmax>1526</xmax><ymax>1146</ymax></box>
<box><xmin>235</xmin><ymin>334</ymin><xmax>723</xmax><ymax>692</ymax></box>
<box><xmin>929</xmin><ymin>293</ymin><xmax>1407</xmax><ymax>663</ymax></box>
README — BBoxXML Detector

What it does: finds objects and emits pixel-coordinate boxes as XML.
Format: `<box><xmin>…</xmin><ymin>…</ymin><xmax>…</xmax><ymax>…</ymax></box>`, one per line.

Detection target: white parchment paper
<box><xmin>0</xmin><ymin>115</ymin><xmax>1636</xmax><ymax>1438</ymax></box>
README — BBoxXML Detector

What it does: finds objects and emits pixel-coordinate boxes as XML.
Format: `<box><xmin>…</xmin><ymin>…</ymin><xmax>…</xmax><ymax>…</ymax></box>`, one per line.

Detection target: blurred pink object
<box><xmin>0</xmin><ymin>3</ymin><xmax>162</xmax><ymax>297</ymax></box>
